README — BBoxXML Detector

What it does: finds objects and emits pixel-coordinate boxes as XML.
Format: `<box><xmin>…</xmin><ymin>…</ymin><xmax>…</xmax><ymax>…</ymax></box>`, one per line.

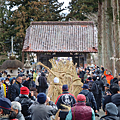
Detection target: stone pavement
<box><xmin>95</xmin><ymin>109</ymin><xmax>105</xmax><ymax>120</ymax></box>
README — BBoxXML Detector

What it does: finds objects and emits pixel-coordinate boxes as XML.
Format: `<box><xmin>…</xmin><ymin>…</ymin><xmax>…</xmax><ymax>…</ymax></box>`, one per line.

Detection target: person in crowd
<box><xmin>7</xmin><ymin>74</ymin><xmax>11</xmax><ymax>80</ymax></box>
<box><xmin>29</xmin><ymin>87</ymin><xmax>38</xmax><ymax>98</ymax></box>
<box><xmin>79</xmin><ymin>84</ymin><xmax>98</xmax><ymax>113</ymax></box>
<box><xmin>3</xmin><ymin>77</ymin><xmax>11</xmax><ymax>98</ymax></box>
<box><xmin>90</xmin><ymin>76</ymin><xmax>100</xmax><ymax>111</ymax></box>
<box><xmin>78</xmin><ymin>67</ymin><xmax>85</xmax><ymax>83</ymax></box>
<box><xmin>101</xmin><ymin>74</ymin><xmax>107</xmax><ymax>86</ymax></box>
<box><xmin>35</xmin><ymin>72</ymin><xmax>41</xmax><ymax>93</ymax></box>
<box><xmin>11</xmin><ymin>75</ymin><xmax>23</xmax><ymax>101</ymax></box>
<box><xmin>8</xmin><ymin>78</ymin><xmax>16</xmax><ymax>101</ymax></box>
<box><xmin>15</xmin><ymin>87</ymin><xmax>36</xmax><ymax>120</ymax></box>
<box><xmin>0</xmin><ymin>78</ymin><xmax>4</xmax><ymax>98</ymax></box>
<box><xmin>0</xmin><ymin>97</ymin><xmax>18</xmax><ymax>120</ymax></box>
<box><xmin>29</xmin><ymin>93</ymin><xmax>58</xmax><ymax>120</ymax></box>
<box><xmin>118</xmin><ymin>80</ymin><xmax>120</xmax><ymax>90</ymax></box>
<box><xmin>104</xmin><ymin>70</ymin><xmax>114</xmax><ymax>85</ymax></box>
<box><xmin>111</xmin><ymin>84</ymin><xmax>120</xmax><ymax>117</ymax></box>
<box><xmin>65</xmin><ymin>94</ymin><xmax>95</xmax><ymax>120</ymax></box>
<box><xmin>38</xmin><ymin>72</ymin><xmax>48</xmax><ymax>93</ymax></box>
<box><xmin>11</xmin><ymin>101</ymin><xmax>25</xmax><ymax>120</ymax></box>
<box><xmin>2</xmin><ymin>71</ymin><xmax>7</xmax><ymax>78</ymax></box>
<box><xmin>100</xmin><ymin>102</ymin><xmax>119</xmax><ymax>120</ymax></box>
<box><xmin>55</xmin><ymin>84</ymin><xmax>76</xmax><ymax>120</ymax></box>
<box><xmin>83</xmin><ymin>69</ymin><xmax>89</xmax><ymax>83</ymax></box>
<box><xmin>102</xmin><ymin>84</ymin><xmax>119</xmax><ymax>111</ymax></box>
<box><xmin>22</xmin><ymin>76</ymin><xmax>36</xmax><ymax>90</ymax></box>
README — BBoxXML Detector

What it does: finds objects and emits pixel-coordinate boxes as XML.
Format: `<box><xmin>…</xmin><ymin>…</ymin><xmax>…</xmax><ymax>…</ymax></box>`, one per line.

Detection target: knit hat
<box><xmin>54</xmin><ymin>77</ymin><xmax>59</xmax><ymax>83</ymax></box>
<box><xmin>106</xmin><ymin>102</ymin><xmax>118</xmax><ymax>115</ymax></box>
<box><xmin>20</xmin><ymin>87</ymin><xmax>29</xmax><ymax>95</ymax></box>
<box><xmin>82</xmin><ymin>84</ymin><xmax>89</xmax><ymax>89</ymax></box>
<box><xmin>77</xmin><ymin>94</ymin><xmax>86</xmax><ymax>102</ymax></box>
<box><xmin>0</xmin><ymin>97</ymin><xmax>11</xmax><ymax>110</ymax></box>
<box><xmin>37</xmin><ymin>93</ymin><xmax>47</xmax><ymax>104</ymax></box>
<box><xmin>62</xmin><ymin>84</ymin><xmax>68</xmax><ymax>91</ymax></box>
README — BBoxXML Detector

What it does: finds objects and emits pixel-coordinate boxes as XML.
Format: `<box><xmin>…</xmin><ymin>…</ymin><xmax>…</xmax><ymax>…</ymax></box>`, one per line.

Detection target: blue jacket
<box><xmin>79</xmin><ymin>89</ymin><xmax>97</xmax><ymax>110</ymax></box>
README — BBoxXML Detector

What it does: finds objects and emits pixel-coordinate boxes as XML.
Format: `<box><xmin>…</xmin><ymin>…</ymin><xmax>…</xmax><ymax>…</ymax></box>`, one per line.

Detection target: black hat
<box><xmin>0</xmin><ymin>98</ymin><xmax>11</xmax><ymax>110</ymax></box>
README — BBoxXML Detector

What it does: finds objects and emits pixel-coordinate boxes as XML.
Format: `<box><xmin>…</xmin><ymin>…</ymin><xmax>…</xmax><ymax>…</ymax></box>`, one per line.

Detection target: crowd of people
<box><xmin>0</xmin><ymin>65</ymin><xmax>120</xmax><ymax>120</ymax></box>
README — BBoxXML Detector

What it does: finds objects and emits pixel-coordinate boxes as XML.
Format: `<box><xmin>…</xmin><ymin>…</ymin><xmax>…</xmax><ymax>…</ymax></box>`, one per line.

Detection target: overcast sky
<box><xmin>58</xmin><ymin>0</ymin><xmax>71</xmax><ymax>14</ymax></box>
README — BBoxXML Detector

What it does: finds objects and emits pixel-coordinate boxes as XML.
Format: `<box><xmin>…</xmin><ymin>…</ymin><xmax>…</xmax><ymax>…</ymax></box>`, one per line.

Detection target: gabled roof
<box><xmin>23</xmin><ymin>21</ymin><xmax>98</xmax><ymax>53</ymax></box>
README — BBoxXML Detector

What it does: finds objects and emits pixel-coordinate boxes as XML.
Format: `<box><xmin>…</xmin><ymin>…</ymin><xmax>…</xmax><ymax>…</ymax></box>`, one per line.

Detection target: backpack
<box><xmin>81</xmin><ymin>92</ymin><xmax>91</xmax><ymax>106</ymax></box>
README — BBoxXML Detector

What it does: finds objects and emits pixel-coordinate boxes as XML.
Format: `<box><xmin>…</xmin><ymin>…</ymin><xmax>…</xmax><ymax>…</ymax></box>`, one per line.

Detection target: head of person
<box><xmin>104</xmin><ymin>83</ymin><xmax>110</xmax><ymax>91</ymax></box>
<box><xmin>77</xmin><ymin>94</ymin><xmax>86</xmax><ymax>103</ymax></box>
<box><xmin>62</xmin><ymin>84</ymin><xmax>68</xmax><ymax>92</ymax></box>
<box><xmin>82</xmin><ymin>84</ymin><xmax>89</xmax><ymax>90</ymax></box>
<box><xmin>105</xmin><ymin>102</ymin><xmax>118</xmax><ymax>116</ymax></box>
<box><xmin>5</xmin><ymin>77</ymin><xmax>10</xmax><ymax>84</ymax></box>
<box><xmin>110</xmin><ymin>84</ymin><xmax>119</xmax><ymax>94</ymax></box>
<box><xmin>88</xmin><ymin>77</ymin><xmax>92</xmax><ymax>81</ymax></box>
<box><xmin>16</xmin><ymin>74</ymin><xmax>23</xmax><ymax>84</ymax></box>
<box><xmin>7</xmin><ymin>74</ymin><xmax>11</xmax><ymax>79</ymax></box>
<box><xmin>20</xmin><ymin>87</ymin><xmax>29</xmax><ymax>96</ymax></box>
<box><xmin>118</xmin><ymin>80</ymin><xmax>120</xmax><ymax>87</ymax></box>
<box><xmin>0</xmin><ymin>97</ymin><xmax>11</xmax><ymax>115</ymax></box>
<box><xmin>37</xmin><ymin>93</ymin><xmax>47</xmax><ymax>104</ymax></box>
<box><xmin>86</xmin><ymin>69</ymin><xmax>89</xmax><ymax>74</ymax></box>
<box><xmin>108</xmin><ymin>71</ymin><xmax>111</xmax><ymax>75</ymax></box>
<box><xmin>92</xmin><ymin>76</ymin><xmax>96</xmax><ymax>81</ymax></box>
<box><xmin>11</xmin><ymin>101</ymin><xmax>21</xmax><ymax>115</ymax></box>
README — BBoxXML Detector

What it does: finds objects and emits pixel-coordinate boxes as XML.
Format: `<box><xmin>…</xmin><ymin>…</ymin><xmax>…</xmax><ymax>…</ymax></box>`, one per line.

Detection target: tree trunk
<box><xmin>112</xmin><ymin>0</ymin><xmax>120</xmax><ymax>75</ymax></box>
<box><xmin>98</xmin><ymin>1</ymin><xmax>103</xmax><ymax>67</ymax></box>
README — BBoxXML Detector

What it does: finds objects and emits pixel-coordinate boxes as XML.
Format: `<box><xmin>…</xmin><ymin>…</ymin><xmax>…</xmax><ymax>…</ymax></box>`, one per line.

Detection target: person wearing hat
<box><xmin>15</xmin><ymin>87</ymin><xmax>36</xmax><ymax>120</ymax></box>
<box><xmin>29</xmin><ymin>93</ymin><xmax>58</xmax><ymax>120</ymax></box>
<box><xmin>0</xmin><ymin>78</ymin><xmax>4</xmax><ymax>98</ymax></box>
<box><xmin>0</xmin><ymin>97</ymin><xmax>18</xmax><ymax>120</ymax></box>
<box><xmin>11</xmin><ymin>75</ymin><xmax>23</xmax><ymax>101</ymax></box>
<box><xmin>55</xmin><ymin>84</ymin><xmax>76</xmax><ymax>120</ymax></box>
<box><xmin>79</xmin><ymin>84</ymin><xmax>98</xmax><ymax>113</ymax></box>
<box><xmin>100</xmin><ymin>102</ymin><xmax>119</xmax><ymax>120</ymax></box>
<box><xmin>65</xmin><ymin>94</ymin><xmax>95</xmax><ymax>120</ymax></box>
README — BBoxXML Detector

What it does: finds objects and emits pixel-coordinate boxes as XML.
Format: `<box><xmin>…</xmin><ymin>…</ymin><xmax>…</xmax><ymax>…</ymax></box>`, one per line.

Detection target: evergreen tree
<box><xmin>6</xmin><ymin>0</ymin><xmax>64</xmax><ymax>61</ymax></box>
<box><xmin>66</xmin><ymin>0</ymin><xmax>98</xmax><ymax>21</ymax></box>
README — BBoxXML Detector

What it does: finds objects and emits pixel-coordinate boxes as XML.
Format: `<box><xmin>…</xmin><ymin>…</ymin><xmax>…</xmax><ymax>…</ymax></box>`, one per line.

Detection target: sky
<box><xmin>58</xmin><ymin>0</ymin><xmax>71</xmax><ymax>14</ymax></box>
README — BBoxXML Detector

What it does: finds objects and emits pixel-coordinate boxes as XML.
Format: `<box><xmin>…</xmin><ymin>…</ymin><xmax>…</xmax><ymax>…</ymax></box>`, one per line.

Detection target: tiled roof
<box><xmin>23</xmin><ymin>21</ymin><xmax>98</xmax><ymax>53</ymax></box>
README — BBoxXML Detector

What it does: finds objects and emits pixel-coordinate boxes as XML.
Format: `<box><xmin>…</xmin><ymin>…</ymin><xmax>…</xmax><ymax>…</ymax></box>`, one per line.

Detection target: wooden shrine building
<box><xmin>22</xmin><ymin>21</ymin><xmax>98</xmax><ymax>68</ymax></box>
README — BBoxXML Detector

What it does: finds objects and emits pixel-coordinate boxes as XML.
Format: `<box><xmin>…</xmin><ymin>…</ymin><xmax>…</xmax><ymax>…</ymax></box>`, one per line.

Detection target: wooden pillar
<box><xmin>22</xmin><ymin>52</ymin><xmax>24</xmax><ymax>64</ymax></box>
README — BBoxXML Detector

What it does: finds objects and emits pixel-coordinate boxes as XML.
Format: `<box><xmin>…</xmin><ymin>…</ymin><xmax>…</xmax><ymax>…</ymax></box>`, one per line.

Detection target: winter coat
<box><xmin>79</xmin><ymin>89</ymin><xmax>97</xmax><ymax>110</ymax></box>
<box><xmin>55</xmin><ymin>91</ymin><xmax>76</xmax><ymax>109</ymax></box>
<box><xmin>111</xmin><ymin>93</ymin><xmax>120</xmax><ymax>117</ymax></box>
<box><xmin>38</xmin><ymin>72</ymin><xmax>48</xmax><ymax>92</ymax></box>
<box><xmin>29</xmin><ymin>101</ymin><xmax>58</xmax><ymax>120</ymax></box>
<box><xmin>90</xmin><ymin>81</ymin><xmax>99</xmax><ymax>95</ymax></box>
<box><xmin>101</xmin><ymin>76</ymin><xmax>107</xmax><ymax>86</ymax></box>
<box><xmin>100</xmin><ymin>115</ymin><xmax>119</xmax><ymax>120</ymax></box>
<box><xmin>15</xmin><ymin>94</ymin><xmax>35</xmax><ymax>119</ymax></box>
<box><xmin>11</xmin><ymin>81</ymin><xmax>23</xmax><ymax>101</ymax></box>
<box><xmin>16</xmin><ymin>112</ymin><xmax>25</xmax><ymax>120</ymax></box>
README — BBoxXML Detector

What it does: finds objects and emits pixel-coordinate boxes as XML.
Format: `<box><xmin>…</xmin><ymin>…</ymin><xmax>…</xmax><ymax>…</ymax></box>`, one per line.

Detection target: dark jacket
<box><xmin>79</xmin><ymin>89</ymin><xmax>97</xmax><ymax>110</ymax></box>
<box><xmin>112</xmin><ymin>93</ymin><xmax>120</xmax><ymax>117</ymax></box>
<box><xmin>101</xmin><ymin>76</ymin><xmax>107</xmax><ymax>86</ymax></box>
<box><xmin>103</xmin><ymin>95</ymin><xmax>112</xmax><ymax>111</ymax></box>
<box><xmin>11</xmin><ymin>81</ymin><xmax>23</xmax><ymax>101</ymax></box>
<box><xmin>100</xmin><ymin>115</ymin><xmax>119</xmax><ymax>120</ymax></box>
<box><xmin>90</xmin><ymin>81</ymin><xmax>99</xmax><ymax>95</ymax></box>
<box><xmin>16</xmin><ymin>112</ymin><xmax>25</xmax><ymax>120</ymax></box>
<box><xmin>55</xmin><ymin>91</ymin><xmax>76</xmax><ymax>109</ymax></box>
<box><xmin>29</xmin><ymin>101</ymin><xmax>58</xmax><ymax>120</ymax></box>
<box><xmin>38</xmin><ymin>72</ymin><xmax>48</xmax><ymax>92</ymax></box>
<box><xmin>15</xmin><ymin>94</ymin><xmax>35</xmax><ymax>119</ymax></box>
